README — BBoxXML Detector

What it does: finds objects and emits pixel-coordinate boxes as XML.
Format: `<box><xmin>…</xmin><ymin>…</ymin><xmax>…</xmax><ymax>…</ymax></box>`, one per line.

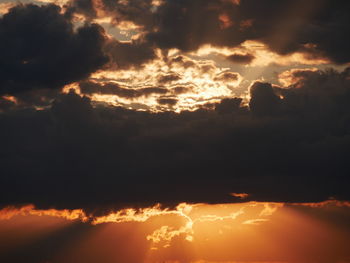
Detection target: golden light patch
<box><xmin>62</xmin><ymin>82</ymin><xmax>82</xmax><ymax>94</ymax></box>
<box><xmin>34</xmin><ymin>0</ymin><xmax>70</xmax><ymax>7</ymax></box>
<box><xmin>87</xmin><ymin>53</ymin><xmax>242</xmax><ymax>112</ymax></box>
<box><xmin>1</xmin><ymin>200</ymin><xmax>350</xmax><ymax>262</ymax></box>
<box><xmin>0</xmin><ymin>2</ymin><xmax>16</xmax><ymax>14</ymax></box>
<box><xmin>92</xmin><ymin>202</ymin><xmax>283</xmax><ymax>249</ymax></box>
<box><xmin>193</xmin><ymin>41</ymin><xmax>330</xmax><ymax>67</ymax></box>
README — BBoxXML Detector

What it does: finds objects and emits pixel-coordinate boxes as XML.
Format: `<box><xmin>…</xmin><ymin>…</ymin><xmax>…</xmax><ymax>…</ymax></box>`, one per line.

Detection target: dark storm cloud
<box><xmin>149</xmin><ymin>0</ymin><xmax>350</xmax><ymax>63</ymax></box>
<box><xmin>214</xmin><ymin>98</ymin><xmax>242</xmax><ymax>114</ymax></box>
<box><xmin>238</xmin><ymin>0</ymin><xmax>350</xmax><ymax>64</ymax></box>
<box><xmin>157</xmin><ymin>73</ymin><xmax>181</xmax><ymax>84</ymax></box>
<box><xmin>214</xmin><ymin>71</ymin><xmax>240</xmax><ymax>82</ymax></box>
<box><xmin>249</xmin><ymin>82</ymin><xmax>281</xmax><ymax>116</ymax></box>
<box><xmin>68</xmin><ymin>0</ymin><xmax>155</xmax><ymax>27</ymax></box>
<box><xmin>145</xmin><ymin>0</ymin><xmax>246</xmax><ymax>51</ymax></box>
<box><xmin>68</xmin><ymin>0</ymin><xmax>350</xmax><ymax>64</ymax></box>
<box><xmin>226</xmin><ymin>53</ymin><xmax>255</xmax><ymax>64</ymax></box>
<box><xmin>0</xmin><ymin>4</ymin><xmax>109</xmax><ymax>95</ymax></box>
<box><xmin>1</xmin><ymin>68</ymin><xmax>350</xmax><ymax>210</ymax></box>
<box><xmin>157</xmin><ymin>97</ymin><xmax>178</xmax><ymax>106</ymax></box>
<box><xmin>79</xmin><ymin>81</ymin><xmax>168</xmax><ymax>98</ymax></box>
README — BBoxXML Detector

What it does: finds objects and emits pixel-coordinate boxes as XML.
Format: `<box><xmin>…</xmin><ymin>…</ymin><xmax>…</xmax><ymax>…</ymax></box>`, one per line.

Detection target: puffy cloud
<box><xmin>0</xmin><ymin>4</ymin><xmax>109</xmax><ymax>95</ymax></box>
<box><xmin>249</xmin><ymin>82</ymin><xmax>281</xmax><ymax>116</ymax></box>
<box><xmin>226</xmin><ymin>53</ymin><xmax>255</xmax><ymax>64</ymax></box>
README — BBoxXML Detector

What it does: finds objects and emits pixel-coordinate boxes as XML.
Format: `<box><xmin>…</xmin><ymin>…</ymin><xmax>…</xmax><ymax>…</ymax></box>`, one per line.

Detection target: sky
<box><xmin>0</xmin><ymin>0</ymin><xmax>350</xmax><ymax>262</ymax></box>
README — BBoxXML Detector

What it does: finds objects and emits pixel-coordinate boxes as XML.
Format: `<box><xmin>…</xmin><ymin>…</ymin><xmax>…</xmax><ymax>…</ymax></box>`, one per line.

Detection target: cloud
<box><xmin>157</xmin><ymin>73</ymin><xmax>181</xmax><ymax>84</ymax></box>
<box><xmin>0</xmin><ymin>204</ymin><xmax>88</xmax><ymax>221</ymax></box>
<box><xmin>0</xmin><ymin>4</ymin><xmax>108</xmax><ymax>95</ymax></box>
<box><xmin>214</xmin><ymin>98</ymin><xmax>242</xmax><ymax>114</ymax></box>
<box><xmin>79</xmin><ymin>80</ymin><xmax>168</xmax><ymax>98</ymax></box>
<box><xmin>0</xmin><ymin>68</ymin><xmax>349</xmax><ymax>210</ymax></box>
<box><xmin>85</xmin><ymin>53</ymin><xmax>238</xmax><ymax>111</ymax></box>
<box><xmin>157</xmin><ymin>97</ymin><xmax>178</xmax><ymax>106</ymax></box>
<box><xmin>213</xmin><ymin>72</ymin><xmax>240</xmax><ymax>82</ymax></box>
<box><xmin>249</xmin><ymin>82</ymin><xmax>281</xmax><ymax>116</ymax></box>
<box><xmin>226</xmin><ymin>53</ymin><xmax>255</xmax><ymax>64</ymax></box>
<box><xmin>67</xmin><ymin>0</ymin><xmax>350</xmax><ymax>64</ymax></box>
<box><xmin>1</xmin><ymin>200</ymin><xmax>350</xmax><ymax>263</ymax></box>
<box><xmin>104</xmin><ymin>38</ymin><xmax>156</xmax><ymax>70</ymax></box>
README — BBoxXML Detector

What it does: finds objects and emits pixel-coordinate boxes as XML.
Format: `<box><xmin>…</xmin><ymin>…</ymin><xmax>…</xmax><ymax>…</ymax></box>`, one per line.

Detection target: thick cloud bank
<box><xmin>0</xmin><ymin>1</ymin><xmax>350</xmax><ymax>210</ymax></box>
<box><xmin>1</xmin><ymin>68</ymin><xmax>350</xmax><ymax>210</ymax></box>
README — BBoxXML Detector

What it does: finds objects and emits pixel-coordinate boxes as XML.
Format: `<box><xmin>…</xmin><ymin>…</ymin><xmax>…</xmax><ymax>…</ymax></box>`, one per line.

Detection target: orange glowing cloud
<box><xmin>1</xmin><ymin>200</ymin><xmax>350</xmax><ymax>263</ymax></box>
<box><xmin>92</xmin><ymin>202</ymin><xmax>284</xmax><ymax>249</ymax></box>
<box><xmin>290</xmin><ymin>199</ymin><xmax>350</xmax><ymax>208</ymax></box>
<box><xmin>218</xmin><ymin>13</ymin><xmax>234</xmax><ymax>29</ymax></box>
<box><xmin>0</xmin><ymin>205</ymin><xmax>88</xmax><ymax>222</ymax></box>
<box><xmin>278</xmin><ymin>67</ymin><xmax>319</xmax><ymax>87</ymax></box>
<box><xmin>0</xmin><ymin>2</ymin><xmax>15</xmax><ymax>14</ymax></box>
<box><xmin>193</xmin><ymin>41</ymin><xmax>330</xmax><ymax>67</ymax></box>
<box><xmin>2</xmin><ymin>95</ymin><xmax>18</xmax><ymax>104</ymax></box>
<box><xmin>230</xmin><ymin>193</ymin><xmax>249</xmax><ymax>199</ymax></box>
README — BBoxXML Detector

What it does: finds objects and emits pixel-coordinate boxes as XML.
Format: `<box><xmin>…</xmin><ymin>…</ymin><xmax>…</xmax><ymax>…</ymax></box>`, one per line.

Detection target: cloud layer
<box><xmin>1</xmin><ymin>67</ymin><xmax>349</xmax><ymax>210</ymax></box>
<box><xmin>0</xmin><ymin>1</ymin><xmax>349</xmax><ymax>210</ymax></box>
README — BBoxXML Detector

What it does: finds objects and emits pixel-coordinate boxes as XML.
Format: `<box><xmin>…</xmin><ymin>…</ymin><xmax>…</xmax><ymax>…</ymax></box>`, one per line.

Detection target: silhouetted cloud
<box><xmin>214</xmin><ymin>71</ymin><xmax>240</xmax><ymax>82</ymax></box>
<box><xmin>226</xmin><ymin>53</ymin><xmax>255</xmax><ymax>64</ymax></box>
<box><xmin>68</xmin><ymin>0</ymin><xmax>350</xmax><ymax>64</ymax></box>
<box><xmin>249</xmin><ymin>82</ymin><xmax>281</xmax><ymax>116</ymax></box>
<box><xmin>215</xmin><ymin>98</ymin><xmax>242</xmax><ymax>114</ymax></box>
<box><xmin>157</xmin><ymin>97</ymin><xmax>178</xmax><ymax>106</ymax></box>
<box><xmin>0</xmin><ymin>68</ymin><xmax>349</xmax><ymax>210</ymax></box>
<box><xmin>0</xmin><ymin>4</ymin><xmax>108</xmax><ymax>95</ymax></box>
<box><xmin>0</xmin><ymin>0</ymin><xmax>350</xmax><ymax>211</ymax></box>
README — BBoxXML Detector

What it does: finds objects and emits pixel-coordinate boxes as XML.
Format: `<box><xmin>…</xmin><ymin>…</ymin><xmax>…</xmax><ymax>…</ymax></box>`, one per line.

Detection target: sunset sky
<box><xmin>0</xmin><ymin>0</ymin><xmax>350</xmax><ymax>262</ymax></box>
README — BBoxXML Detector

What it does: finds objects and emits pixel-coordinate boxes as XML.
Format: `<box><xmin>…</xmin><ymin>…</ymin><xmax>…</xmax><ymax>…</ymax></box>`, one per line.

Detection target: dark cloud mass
<box><xmin>226</xmin><ymin>53</ymin><xmax>255</xmax><ymax>64</ymax></box>
<box><xmin>1</xmin><ymin>68</ymin><xmax>350</xmax><ymax>210</ymax></box>
<box><xmin>68</xmin><ymin>0</ymin><xmax>350</xmax><ymax>64</ymax></box>
<box><xmin>0</xmin><ymin>4</ymin><xmax>109</xmax><ymax>95</ymax></box>
<box><xmin>1</xmin><ymin>0</ymin><xmax>350</xmax><ymax>211</ymax></box>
